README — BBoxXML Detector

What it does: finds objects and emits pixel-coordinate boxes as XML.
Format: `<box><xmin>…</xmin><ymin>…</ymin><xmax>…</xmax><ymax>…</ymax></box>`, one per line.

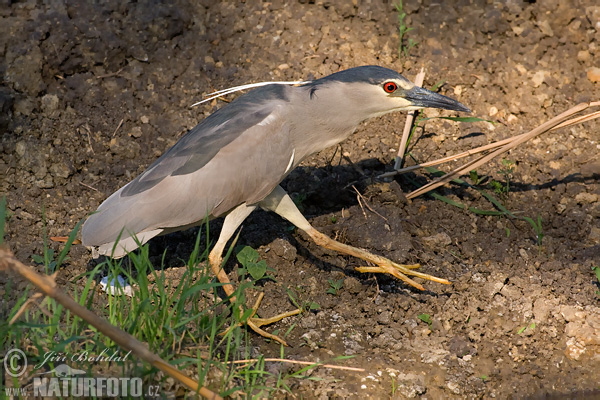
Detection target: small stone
<box><xmin>577</xmin><ymin>50</ymin><xmax>590</xmax><ymax>62</ymax></box>
<box><xmin>278</xmin><ymin>63</ymin><xmax>290</xmax><ymax>70</ymax></box>
<box><xmin>588</xmin><ymin>226</ymin><xmax>600</xmax><ymax>243</ymax></box>
<box><xmin>49</xmin><ymin>162</ymin><xmax>72</xmax><ymax>179</ymax></box>
<box><xmin>565</xmin><ymin>337</ymin><xmax>586</xmax><ymax>360</ymax></box>
<box><xmin>587</xmin><ymin>67</ymin><xmax>600</xmax><ymax>83</ymax></box>
<box><xmin>532</xmin><ymin>70</ymin><xmax>547</xmax><ymax>87</ymax></box>
<box><xmin>489</xmin><ymin>106</ymin><xmax>498</xmax><ymax>116</ymax></box>
<box><xmin>140</xmin><ymin>115</ymin><xmax>149</xmax><ymax>124</ymax></box>
<box><xmin>512</xmin><ymin>25</ymin><xmax>524</xmax><ymax>36</ymax></box>
<box><xmin>519</xmin><ymin>248</ymin><xmax>529</xmax><ymax>260</ymax></box>
<box><xmin>422</xmin><ymin>232</ymin><xmax>452</xmax><ymax>248</ymax></box>
<box><xmin>575</xmin><ymin>192</ymin><xmax>598</xmax><ymax>204</ymax></box>
<box><xmin>41</xmin><ymin>94</ymin><xmax>59</xmax><ymax>113</ymax></box>
<box><xmin>536</xmin><ymin>19</ymin><xmax>554</xmax><ymax>36</ymax></box>
<box><xmin>378</xmin><ymin>311</ymin><xmax>392</xmax><ymax>325</ymax></box>
<box><xmin>204</xmin><ymin>55</ymin><xmax>214</xmax><ymax>65</ymax></box>
<box><xmin>128</xmin><ymin>126</ymin><xmax>143</xmax><ymax>138</ymax></box>
<box><xmin>585</xmin><ymin>6</ymin><xmax>600</xmax><ymax>30</ymax></box>
<box><xmin>15</xmin><ymin>141</ymin><xmax>26</xmax><ymax>157</ymax></box>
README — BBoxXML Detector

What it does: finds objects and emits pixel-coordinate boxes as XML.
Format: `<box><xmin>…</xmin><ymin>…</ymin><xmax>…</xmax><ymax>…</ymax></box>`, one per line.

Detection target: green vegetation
<box><xmin>417</xmin><ymin>313</ymin><xmax>432</xmax><ymax>326</ymax></box>
<box><xmin>0</xmin><ymin>198</ymin><xmax>328</xmax><ymax>397</ymax></box>
<box><xmin>517</xmin><ymin>320</ymin><xmax>535</xmax><ymax>335</ymax></box>
<box><xmin>326</xmin><ymin>278</ymin><xmax>344</xmax><ymax>295</ymax></box>
<box><xmin>592</xmin><ymin>266</ymin><xmax>600</xmax><ymax>297</ymax></box>
<box><xmin>394</xmin><ymin>0</ymin><xmax>417</xmax><ymax>57</ymax></box>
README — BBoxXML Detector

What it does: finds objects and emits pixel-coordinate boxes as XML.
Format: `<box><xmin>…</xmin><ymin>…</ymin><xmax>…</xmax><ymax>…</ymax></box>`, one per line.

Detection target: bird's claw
<box><xmin>221</xmin><ymin>292</ymin><xmax>301</xmax><ymax>346</ymax></box>
<box><xmin>355</xmin><ymin>260</ymin><xmax>451</xmax><ymax>291</ymax></box>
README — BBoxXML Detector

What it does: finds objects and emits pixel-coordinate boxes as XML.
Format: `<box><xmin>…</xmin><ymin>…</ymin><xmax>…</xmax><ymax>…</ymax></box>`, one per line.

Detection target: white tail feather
<box><xmin>190</xmin><ymin>80</ymin><xmax>310</xmax><ymax>107</ymax></box>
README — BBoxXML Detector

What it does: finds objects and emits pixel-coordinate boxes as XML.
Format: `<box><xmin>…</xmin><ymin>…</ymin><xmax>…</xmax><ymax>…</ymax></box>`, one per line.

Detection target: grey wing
<box><xmin>81</xmin><ymin>100</ymin><xmax>295</xmax><ymax>257</ymax></box>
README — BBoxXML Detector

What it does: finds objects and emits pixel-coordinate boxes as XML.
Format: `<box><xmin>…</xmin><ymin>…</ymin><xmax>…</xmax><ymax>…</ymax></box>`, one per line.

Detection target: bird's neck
<box><xmin>288</xmin><ymin>88</ymin><xmax>365</xmax><ymax>161</ymax></box>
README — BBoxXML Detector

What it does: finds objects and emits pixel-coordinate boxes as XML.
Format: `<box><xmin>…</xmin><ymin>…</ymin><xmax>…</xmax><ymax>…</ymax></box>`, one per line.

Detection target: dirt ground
<box><xmin>2</xmin><ymin>0</ymin><xmax>600</xmax><ymax>398</ymax></box>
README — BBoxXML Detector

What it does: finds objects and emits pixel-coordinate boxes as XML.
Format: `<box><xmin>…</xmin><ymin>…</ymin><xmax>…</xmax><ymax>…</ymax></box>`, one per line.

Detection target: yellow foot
<box><xmin>355</xmin><ymin>259</ymin><xmax>451</xmax><ymax>291</ymax></box>
<box><xmin>222</xmin><ymin>293</ymin><xmax>301</xmax><ymax>346</ymax></box>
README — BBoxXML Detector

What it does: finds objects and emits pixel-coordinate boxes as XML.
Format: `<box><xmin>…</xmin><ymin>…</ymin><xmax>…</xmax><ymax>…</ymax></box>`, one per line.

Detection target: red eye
<box><xmin>383</xmin><ymin>81</ymin><xmax>398</xmax><ymax>93</ymax></box>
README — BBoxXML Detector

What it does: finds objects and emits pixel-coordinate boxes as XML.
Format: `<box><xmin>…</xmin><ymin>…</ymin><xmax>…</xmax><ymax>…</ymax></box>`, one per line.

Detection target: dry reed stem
<box><xmin>394</xmin><ymin>68</ymin><xmax>426</xmax><ymax>170</ymax></box>
<box><xmin>405</xmin><ymin>101</ymin><xmax>599</xmax><ymax>199</ymax></box>
<box><xmin>0</xmin><ymin>247</ymin><xmax>222</xmax><ymax>400</ymax></box>
<box><xmin>380</xmin><ymin>104</ymin><xmax>600</xmax><ymax>179</ymax></box>
<box><xmin>228</xmin><ymin>358</ymin><xmax>365</xmax><ymax>372</ymax></box>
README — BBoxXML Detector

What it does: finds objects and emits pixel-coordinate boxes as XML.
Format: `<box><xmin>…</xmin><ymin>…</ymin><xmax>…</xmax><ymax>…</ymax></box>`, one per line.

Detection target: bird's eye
<box><xmin>383</xmin><ymin>81</ymin><xmax>398</xmax><ymax>93</ymax></box>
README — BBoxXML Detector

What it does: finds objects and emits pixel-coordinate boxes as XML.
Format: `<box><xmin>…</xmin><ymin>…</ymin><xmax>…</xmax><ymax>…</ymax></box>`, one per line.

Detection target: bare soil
<box><xmin>2</xmin><ymin>1</ymin><xmax>600</xmax><ymax>398</ymax></box>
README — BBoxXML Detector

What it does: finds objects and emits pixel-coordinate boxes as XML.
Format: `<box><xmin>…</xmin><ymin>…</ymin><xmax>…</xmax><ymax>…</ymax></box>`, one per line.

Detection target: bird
<box><xmin>82</xmin><ymin>65</ymin><xmax>470</xmax><ymax>345</ymax></box>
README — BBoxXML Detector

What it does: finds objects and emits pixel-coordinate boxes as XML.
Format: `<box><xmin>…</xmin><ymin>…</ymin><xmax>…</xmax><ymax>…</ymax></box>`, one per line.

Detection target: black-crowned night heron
<box><xmin>82</xmin><ymin>66</ymin><xmax>469</xmax><ymax>344</ymax></box>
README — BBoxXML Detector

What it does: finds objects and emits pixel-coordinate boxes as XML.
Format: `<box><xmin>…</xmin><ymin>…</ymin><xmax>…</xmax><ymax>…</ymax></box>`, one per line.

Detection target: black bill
<box><xmin>402</xmin><ymin>86</ymin><xmax>471</xmax><ymax>113</ymax></box>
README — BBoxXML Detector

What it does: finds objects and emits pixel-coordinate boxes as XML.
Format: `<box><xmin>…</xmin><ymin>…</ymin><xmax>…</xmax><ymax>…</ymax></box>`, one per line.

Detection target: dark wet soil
<box><xmin>2</xmin><ymin>1</ymin><xmax>599</xmax><ymax>398</ymax></box>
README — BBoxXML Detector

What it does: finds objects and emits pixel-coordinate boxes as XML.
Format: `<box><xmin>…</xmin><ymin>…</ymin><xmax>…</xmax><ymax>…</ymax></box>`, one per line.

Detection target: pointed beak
<box><xmin>400</xmin><ymin>86</ymin><xmax>471</xmax><ymax>113</ymax></box>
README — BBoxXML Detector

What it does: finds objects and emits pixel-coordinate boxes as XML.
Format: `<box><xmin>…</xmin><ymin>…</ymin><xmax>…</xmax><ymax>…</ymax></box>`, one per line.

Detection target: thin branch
<box><xmin>228</xmin><ymin>358</ymin><xmax>365</xmax><ymax>372</ymax></box>
<box><xmin>111</xmin><ymin>118</ymin><xmax>124</xmax><ymax>137</ymax></box>
<box><xmin>79</xmin><ymin>181</ymin><xmax>100</xmax><ymax>192</ymax></box>
<box><xmin>352</xmin><ymin>185</ymin><xmax>388</xmax><ymax>223</ymax></box>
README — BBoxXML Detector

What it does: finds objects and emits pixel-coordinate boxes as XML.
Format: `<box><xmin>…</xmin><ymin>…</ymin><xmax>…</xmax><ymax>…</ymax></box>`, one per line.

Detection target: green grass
<box><xmin>394</xmin><ymin>0</ymin><xmax>417</xmax><ymax>58</ymax></box>
<box><xmin>0</xmin><ymin>198</ymin><xmax>321</xmax><ymax>398</ymax></box>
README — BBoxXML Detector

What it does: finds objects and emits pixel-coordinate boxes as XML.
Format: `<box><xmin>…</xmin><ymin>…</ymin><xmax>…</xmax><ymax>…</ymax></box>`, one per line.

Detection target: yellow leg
<box><xmin>209</xmin><ymin>204</ymin><xmax>301</xmax><ymax>346</ymax></box>
<box><xmin>259</xmin><ymin>186</ymin><xmax>451</xmax><ymax>291</ymax></box>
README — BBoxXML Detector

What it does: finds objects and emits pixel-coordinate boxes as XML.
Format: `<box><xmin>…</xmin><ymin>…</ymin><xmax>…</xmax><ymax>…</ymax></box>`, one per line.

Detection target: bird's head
<box><xmin>305</xmin><ymin>65</ymin><xmax>470</xmax><ymax>120</ymax></box>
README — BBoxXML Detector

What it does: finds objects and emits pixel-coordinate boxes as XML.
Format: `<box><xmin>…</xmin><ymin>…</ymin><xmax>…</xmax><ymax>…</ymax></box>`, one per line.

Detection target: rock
<box><xmin>421</xmin><ymin>232</ymin><xmax>452</xmax><ymax>248</ymax></box>
<box><xmin>344</xmin><ymin>276</ymin><xmax>363</xmax><ymax>295</ymax></box>
<box><xmin>128</xmin><ymin>126</ymin><xmax>143</xmax><ymax>138</ymax></box>
<box><xmin>575</xmin><ymin>192</ymin><xmax>598</xmax><ymax>204</ymax></box>
<box><xmin>391</xmin><ymin>372</ymin><xmax>426</xmax><ymax>399</ymax></box>
<box><xmin>577</xmin><ymin>50</ymin><xmax>590</xmax><ymax>62</ymax></box>
<box><xmin>41</xmin><ymin>94</ymin><xmax>60</xmax><ymax>114</ymax></box>
<box><xmin>269</xmin><ymin>238</ymin><xmax>297</xmax><ymax>261</ymax></box>
<box><xmin>449</xmin><ymin>336</ymin><xmax>477</xmax><ymax>357</ymax></box>
<box><xmin>531</xmin><ymin>70</ymin><xmax>548</xmax><ymax>87</ymax></box>
<box><xmin>585</xmin><ymin>6</ymin><xmax>600</xmax><ymax>30</ymax></box>
<box><xmin>533</xmin><ymin>296</ymin><xmax>559</xmax><ymax>322</ymax></box>
<box><xmin>378</xmin><ymin>310</ymin><xmax>391</xmax><ymax>325</ymax></box>
<box><xmin>49</xmin><ymin>161</ymin><xmax>73</xmax><ymax>179</ymax></box>
<box><xmin>562</xmin><ymin>306</ymin><xmax>600</xmax><ymax>360</ymax></box>
<box><xmin>587</xmin><ymin>67</ymin><xmax>600</xmax><ymax>83</ymax></box>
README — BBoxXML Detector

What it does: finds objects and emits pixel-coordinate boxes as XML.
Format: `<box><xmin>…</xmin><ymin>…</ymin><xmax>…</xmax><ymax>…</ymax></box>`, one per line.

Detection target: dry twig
<box><xmin>406</xmin><ymin>102</ymin><xmax>600</xmax><ymax>199</ymax></box>
<box><xmin>394</xmin><ymin>68</ymin><xmax>425</xmax><ymax>170</ymax></box>
<box><xmin>378</xmin><ymin>101</ymin><xmax>600</xmax><ymax>199</ymax></box>
<box><xmin>352</xmin><ymin>185</ymin><xmax>388</xmax><ymax>223</ymax></box>
<box><xmin>227</xmin><ymin>358</ymin><xmax>365</xmax><ymax>372</ymax></box>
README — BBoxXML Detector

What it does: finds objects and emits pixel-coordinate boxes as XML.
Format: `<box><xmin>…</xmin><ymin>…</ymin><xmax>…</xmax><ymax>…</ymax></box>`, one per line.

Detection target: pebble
<box><xmin>575</xmin><ymin>192</ymin><xmax>598</xmax><ymax>204</ymax></box>
<box><xmin>531</xmin><ymin>70</ymin><xmax>547</xmax><ymax>87</ymax></box>
<box><xmin>577</xmin><ymin>50</ymin><xmax>590</xmax><ymax>62</ymax></box>
<box><xmin>587</xmin><ymin>67</ymin><xmax>600</xmax><ymax>83</ymax></box>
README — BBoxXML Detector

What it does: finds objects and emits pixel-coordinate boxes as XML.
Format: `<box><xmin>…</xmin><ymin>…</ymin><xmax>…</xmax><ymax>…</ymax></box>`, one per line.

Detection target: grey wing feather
<box><xmin>81</xmin><ymin>84</ymin><xmax>295</xmax><ymax>256</ymax></box>
<box><xmin>122</xmin><ymin>84</ymin><xmax>289</xmax><ymax>197</ymax></box>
